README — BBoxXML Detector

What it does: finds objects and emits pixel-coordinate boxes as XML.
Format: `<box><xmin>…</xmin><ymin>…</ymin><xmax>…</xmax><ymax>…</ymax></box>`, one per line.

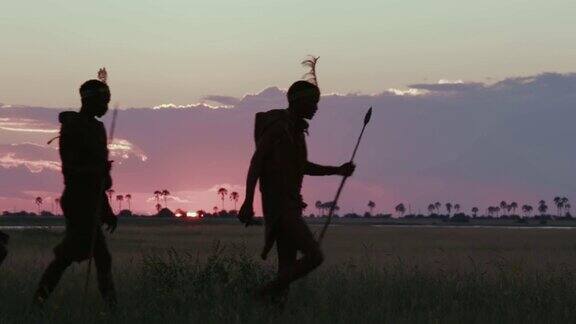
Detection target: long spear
<box><xmin>318</xmin><ymin>107</ymin><xmax>372</xmax><ymax>244</ymax></box>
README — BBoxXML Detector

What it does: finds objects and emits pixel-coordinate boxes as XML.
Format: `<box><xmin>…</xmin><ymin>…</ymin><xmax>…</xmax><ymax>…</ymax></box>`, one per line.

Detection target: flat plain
<box><xmin>2</xmin><ymin>218</ymin><xmax>576</xmax><ymax>323</ymax></box>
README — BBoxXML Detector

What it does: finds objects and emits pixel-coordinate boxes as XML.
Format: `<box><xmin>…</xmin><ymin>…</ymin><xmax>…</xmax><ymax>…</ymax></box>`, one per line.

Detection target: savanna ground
<box><xmin>2</xmin><ymin>218</ymin><xmax>576</xmax><ymax>323</ymax></box>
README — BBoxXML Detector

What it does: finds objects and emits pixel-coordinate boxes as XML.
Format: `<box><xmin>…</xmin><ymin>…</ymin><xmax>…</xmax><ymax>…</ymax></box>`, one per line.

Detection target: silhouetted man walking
<box><xmin>238</xmin><ymin>79</ymin><xmax>355</xmax><ymax>301</ymax></box>
<box><xmin>0</xmin><ymin>231</ymin><xmax>8</xmax><ymax>266</ymax></box>
<box><xmin>34</xmin><ymin>79</ymin><xmax>118</xmax><ymax>308</ymax></box>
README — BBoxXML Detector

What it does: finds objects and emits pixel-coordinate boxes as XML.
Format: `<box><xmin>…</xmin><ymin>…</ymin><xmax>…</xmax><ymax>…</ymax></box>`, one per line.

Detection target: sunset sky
<box><xmin>1</xmin><ymin>1</ymin><xmax>575</xmax><ymax>215</ymax></box>
<box><xmin>1</xmin><ymin>0</ymin><xmax>574</xmax><ymax>107</ymax></box>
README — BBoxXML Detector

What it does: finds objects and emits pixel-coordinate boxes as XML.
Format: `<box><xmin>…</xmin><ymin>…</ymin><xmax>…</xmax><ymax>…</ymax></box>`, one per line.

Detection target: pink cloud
<box><xmin>2</xmin><ymin>72</ymin><xmax>576</xmax><ymax>214</ymax></box>
<box><xmin>0</xmin><ymin>153</ymin><xmax>60</xmax><ymax>173</ymax></box>
<box><xmin>108</xmin><ymin>138</ymin><xmax>148</xmax><ymax>163</ymax></box>
<box><xmin>0</xmin><ymin>117</ymin><xmax>58</xmax><ymax>133</ymax></box>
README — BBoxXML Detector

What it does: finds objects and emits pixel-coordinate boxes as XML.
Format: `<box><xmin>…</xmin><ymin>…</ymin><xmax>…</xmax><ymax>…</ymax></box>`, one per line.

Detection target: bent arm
<box><xmin>305</xmin><ymin>161</ymin><xmax>340</xmax><ymax>176</ymax></box>
<box><xmin>244</xmin><ymin>151</ymin><xmax>263</xmax><ymax>204</ymax></box>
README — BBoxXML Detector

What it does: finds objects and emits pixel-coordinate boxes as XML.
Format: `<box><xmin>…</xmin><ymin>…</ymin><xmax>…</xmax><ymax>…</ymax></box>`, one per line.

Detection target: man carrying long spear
<box><xmin>33</xmin><ymin>72</ymin><xmax>118</xmax><ymax>309</ymax></box>
<box><xmin>238</xmin><ymin>57</ymin><xmax>355</xmax><ymax>302</ymax></box>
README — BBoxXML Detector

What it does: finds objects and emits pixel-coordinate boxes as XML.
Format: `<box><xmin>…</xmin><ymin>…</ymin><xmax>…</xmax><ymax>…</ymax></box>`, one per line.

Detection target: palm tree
<box><xmin>538</xmin><ymin>200</ymin><xmax>548</xmax><ymax>217</ymax></box>
<box><xmin>395</xmin><ymin>203</ymin><xmax>406</xmax><ymax>217</ymax></box>
<box><xmin>454</xmin><ymin>204</ymin><xmax>460</xmax><ymax>214</ymax></box>
<box><xmin>495</xmin><ymin>207</ymin><xmax>501</xmax><ymax>217</ymax></box>
<box><xmin>445</xmin><ymin>203</ymin><xmax>452</xmax><ymax>216</ymax></box>
<box><xmin>565</xmin><ymin>203</ymin><xmax>572</xmax><ymax>216</ymax></box>
<box><xmin>509</xmin><ymin>202</ymin><xmax>518</xmax><ymax>215</ymax></box>
<box><xmin>213</xmin><ymin>206</ymin><xmax>219</xmax><ymax>215</ymax></box>
<box><xmin>230</xmin><ymin>192</ymin><xmax>240</xmax><ymax>210</ymax></box>
<box><xmin>161</xmin><ymin>189</ymin><xmax>170</xmax><ymax>208</ymax></box>
<box><xmin>487</xmin><ymin>207</ymin><xmax>495</xmax><ymax>217</ymax></box>
<box><xmin>522</xmin><ymin>205</ymin><xmax>532</xmax><ymax>218</ymax></box>
<box><xmin>562</xmin><ymin>197</ymin><xmax>570</xmax><ymax>216</ymax></box>
<box><xmin>434</xmin><ymin>202</ymin><xmax>441</xmax><ymax>212</ymax></box>
<box><xmin>153</xmin><ymin>190</ymin><xmax>162</xmax><ymax>210</ymax></box>
<box><xmin>319</xmin><ymin>201</ymin><xmax>339</xmax><ymax>214</ymax></box>
<box><xmin>116</xmin><ymin>195</ymin><xmax>124</xmax><ymax>211</ymax></box>
<box><xmin>500</xmin><ymin>201</ymin><xmax>507</xmax><ymax>216</ymax></box>
<box><xmin>155</xmin><ymin>203</ymin><xmax>162</xmax><ymax>212</ymax></box>
<box><xmin>217</xmin><ymin>187</ymin><xmax>228</xmax><ymax>210</ymax></box>
<box><xmin>471</xmin><ymin>207</ymin><xmax>479</xmax><ymax>217</ymax></box>
<box><xmin>428</xmin><ymin>204</ymin><xmax>436</xmax><ymax>216</ymax></box>
<box><xmin>125</xmin><ymin>194</ymin><xmax>132</xmax><ymax>212</ymax></box>
<box><xmin>367</xmin><ymin>201</ymin><xmax>376</xmax><ymax>215</ymax></box>
<box><xmin>35</xmin><ymin>197</ymin><xmax>43</xmax><ymax>214</ymax></box>
<box><xmin>315</xmin><ymin>201</ymin><xmax>323</xmax><ymax>216</ymax></box>
<box><xmin>521</xmin><ymin>205</ymin><xmax>527</xmax><ymax>217</ymax></box>
<box><xmin>106</xmin><ymin>189</ymin><xmax>115</xmax><ymax>202</ymax></box>
<box><xmin>553</xmin><ymin>197</ymin><xmax>569</xmax><ymax>217</ymax></box>
<box><xmin>553</xmin><ymin>196</ymin><xmax>563</xmax><ymax>217</ymax></box>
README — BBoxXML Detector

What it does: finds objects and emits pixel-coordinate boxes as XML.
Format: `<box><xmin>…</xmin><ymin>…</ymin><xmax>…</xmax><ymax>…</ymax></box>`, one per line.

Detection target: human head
<box><xmin>79</xmin><ymin>79</ymin><xmax>110</xmax><ymax>118</ymax></box>
<box><xmin>287</xmin><ymin>81</ymin><xmax>320</xmax><ymax>120</ymax></box>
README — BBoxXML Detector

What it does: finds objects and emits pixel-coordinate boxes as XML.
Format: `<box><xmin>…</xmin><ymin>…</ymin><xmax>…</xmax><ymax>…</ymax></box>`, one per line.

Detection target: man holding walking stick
<box><xmin>238</xmin><ymin>57</ymin><xmax>355</xmax><ymax>302</ymax></box>
<box><xmin>33</xmin><ymin>78</ymin><xmax>118</xmax><ymax>309</ymax></box>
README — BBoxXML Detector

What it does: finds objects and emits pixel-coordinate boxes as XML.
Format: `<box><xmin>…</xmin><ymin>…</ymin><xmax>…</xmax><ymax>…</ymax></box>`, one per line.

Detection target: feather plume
<box><xmin>301</xmin><ymin>55</ymin><xmax>320</xmax><ymax>86</ymax></box>
<box><xmin>97</xmin><ymin>67</ymin><xmax>108</xmax><ymax>84</ymax></box>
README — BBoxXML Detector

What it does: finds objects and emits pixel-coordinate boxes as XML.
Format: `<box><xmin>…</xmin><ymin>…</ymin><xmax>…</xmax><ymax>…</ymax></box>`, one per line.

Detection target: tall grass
<box><xmin>1</xmin><ymin>241</ymin><xmax>576</xmax><ymax>323</ymax></box>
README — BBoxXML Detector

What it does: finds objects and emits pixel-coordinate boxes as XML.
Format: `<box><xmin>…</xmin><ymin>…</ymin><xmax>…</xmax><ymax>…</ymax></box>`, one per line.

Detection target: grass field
<box><xmin>2</xmin><ymin>218</ymin><xmax>576</xmax><ymax>323</ymax></box>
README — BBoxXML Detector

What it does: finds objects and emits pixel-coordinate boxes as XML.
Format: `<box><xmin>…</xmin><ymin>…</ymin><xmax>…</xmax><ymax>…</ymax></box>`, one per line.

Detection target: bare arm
<box><xmin>305</xmin><ymin>161</ymin><xmax>356</xmax><ymax>177</ymax></box>
<box><xmin>305</xmin><ymin>162</ymin><xmax>340</xmax><ymax>176</ymax></box>
<box><xmin>238</xmin><ymin>128</ymin><xmax>281</xmax><ymax>223</ymax></box>
<box><xmin>101</xmin><ymin>195</ymin><xmax>118</xmax><ymax>233</ymax></box>
<box><xmin>243</xmin><ymin>148</ymin><xmax>266</xmax><ymax>205</ymax></box>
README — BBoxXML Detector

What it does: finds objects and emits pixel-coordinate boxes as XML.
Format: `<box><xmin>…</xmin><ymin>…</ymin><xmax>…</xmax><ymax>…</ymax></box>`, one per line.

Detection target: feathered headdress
<box><xmin>301</xmin><ymin>55</ymin><xmax>320</xmax><ymax>87</ymax></box>
<box><xmin>97</xmin><ymin>67</ymin><xmax>108</xmax><ymax>84</ymax></box>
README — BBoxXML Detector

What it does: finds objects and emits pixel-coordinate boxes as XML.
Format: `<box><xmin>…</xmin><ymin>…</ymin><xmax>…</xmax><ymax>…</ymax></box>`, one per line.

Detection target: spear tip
<box><xmin>364</xmin><ymin>107</ymin><xmax>373</xmax><ymax>125</ymax></box>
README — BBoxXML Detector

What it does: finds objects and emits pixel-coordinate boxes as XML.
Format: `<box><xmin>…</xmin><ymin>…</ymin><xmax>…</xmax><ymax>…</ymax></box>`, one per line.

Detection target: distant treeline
<box><xmin>3</xmin><ymin>209</ymin><xmax>573</xmax><ymax>224</ymax></box>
